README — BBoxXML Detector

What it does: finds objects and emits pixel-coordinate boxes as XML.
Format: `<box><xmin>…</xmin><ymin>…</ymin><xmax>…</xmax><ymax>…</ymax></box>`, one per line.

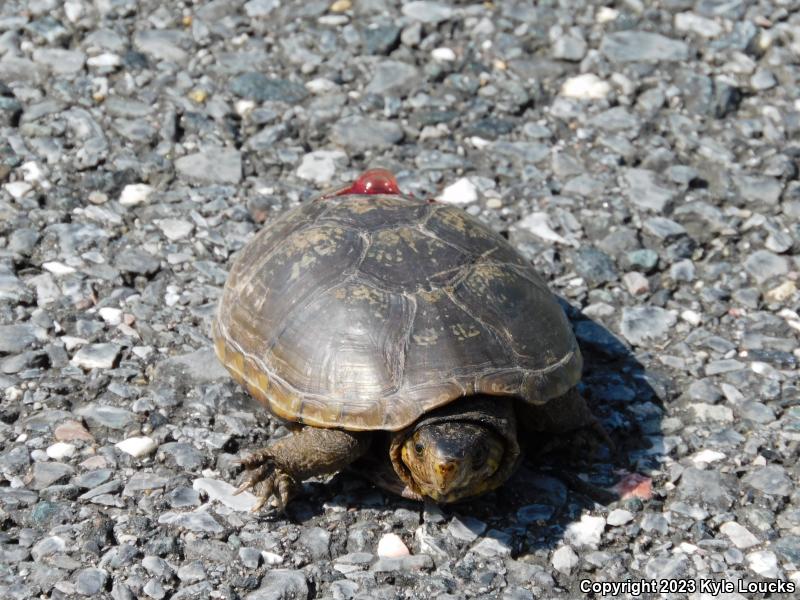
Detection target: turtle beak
<box><xmin>432</xmin><ymin>459</ymin><xmax>458</xmax><ymax>493</ymax></box>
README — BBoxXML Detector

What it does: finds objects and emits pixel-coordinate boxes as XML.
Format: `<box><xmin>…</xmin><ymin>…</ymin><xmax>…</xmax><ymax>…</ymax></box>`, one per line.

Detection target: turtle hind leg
<box><xmin>235</xmin><ymin>427</ymin><xmax>372</xmax><ymax>512</ymax></box>
<box><xmin>520</xmin><ymin>387</ymin><xmax>618</xmax><ymax>504</ymax></box>
<box><xmin>519</xmin><ymin>386</ymin><xmax>615</xmax><ymax>463</ymax></box>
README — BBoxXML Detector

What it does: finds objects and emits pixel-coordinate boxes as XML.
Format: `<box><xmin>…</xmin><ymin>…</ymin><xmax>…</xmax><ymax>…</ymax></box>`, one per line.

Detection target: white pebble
<box><xmin>64</xmin><ymin>1</ymin><xmax>84</xmax><ymax>22</ymax></box>
<box><xmin>431</xmin><ymin>47</ymin><xmax>456</xmax><ymax>61</ymax></box>
<box><xmin>234</xmin><ymin>99</ymin><xmax>256</xmax><ymax>116</ymax></box>
<box><xmin>720</xmin><ymin>522</ymin><xmax>760</xmax><ymax>549</ymax></box>
<box><xmin>157</xmin><ymin>218</ymin><xmax>194</xmax><ymax>241</ymax></box>
<box><xmin>305</xmin><ymin>78</ymin><xmax>338</xmax><ymax>94</ymax></box>
<box><xmin>596</xmin><ymin>7</ymin><xmax>618</xmax><ymax>23</ymax></box>
<box><xmin>515</xmin><ymin>212</ymin><xmax>576</xmax><ymax>247</ymax></box>
<box><xmin>681</xmin><ymin>309</ymin><xmax>702</xmax><ymax>326</ymax></box>
<box><xmin>437</xmin><ymin>177</ymin><xmax>478</xmax><ymax>205</ymax></box>
<box><xmin>42</xmin><ymin>262</ymin><xmax>76</xmax><ymax>275</ymax></box>
<box><xmin>560</xmin><ymin>74</ymin><xmax>611</xmax><ymax>100</ymax></box>
<box><xmin>87</xmin><ymin>53</ymin><xmax>121</xmax><ymax>68</ymax></box>
<box><xmin>46</xmin><ymin>442</ymin><xmax>76</xmax><ymax>460</ymax></box>
<box><xmin>115</xmin><ymin>436</ymin><xmax>158</xmax><ymax>458</ymax></box>
<box><xmin>564</xmin><ymin>515</ymin><xmax>605</xmax><ymax>549</ymax></box>
<box><xmin>119</xmin><ymin>184</ymin><xmax>153</xmax><ymax>207</ymax></box>
<box><xmin>21</xmin><ymin>161</ymin><xmax>47</xmax><ymax>185</ymax></box>
<box><xmin>377</xmin><ymin>533</ymin><xmax>410</xmax><ymax>558</ymax></box>
<box><xmin>4</xmin><ymin>181</ymin><xmax>33</xmax><ymax>200</ymax></box>
<box><xmin>690</xmin><ymin>449</ymin><xmax>726</xmax><ymax>465</ymax></box>
<box><xmin>296</xmin><ymin>150</ymin><xmax>347</xmax><ymax>185</ymax></box>
<box><xmin>132</xmin><ymin>346</ymin><xmax>154</xmax><ymax>359</ymax></box>
<box><xmin>606</xmin><ymin>509</ymin><xmax>634</xmax><ymax>527</ymax></box>
<box><xmin>192</xmin><ymin>477</ymin><xmax>257</xmax><ymax>512</ymax></box>
<box><xmin>61</xmin><ymin>336</ymin><xmax>88</xmax><ymax>351</ymax></box>
<box><xmin>98</xmin><ymin>307</ymin><xmax>123</xmax><ymax>326</ymax></box>
<box><xmin>261</xmin><ymin>551</ymin><xmax>284</xmax><ymax>565</ymax></box>
<box><xmin>552</xmin><ymin>545</ymin><xmax>579</xmax><ymax>574</ymax></box>
<box><xmin>746</xmin><ymin>550</ymin><xmax>782</xmax><ymax>579</ymax></box>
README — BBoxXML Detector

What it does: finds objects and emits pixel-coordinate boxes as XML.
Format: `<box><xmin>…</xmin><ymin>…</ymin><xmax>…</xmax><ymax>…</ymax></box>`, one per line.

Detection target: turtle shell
<box><xmin>213</xmin><ymin>193</ymin><xmax>581</xmax><ymax>431</ymax></box>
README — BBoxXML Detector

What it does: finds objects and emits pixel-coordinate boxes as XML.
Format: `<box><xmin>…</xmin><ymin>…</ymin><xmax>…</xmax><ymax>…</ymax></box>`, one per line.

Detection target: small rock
<box><xmin>690</xmin><ymin>449</ymin><xmax>725</xmax><ymax>464</ymax></box>
<box><xmin>239</xmin><ymin>547</ymin><xmax>262</xmax><ymax>569</ymax></box>
<box><xmin>552</xmin><ymin>545</ymin><xmax>579</xmax><ymax>574</ymax></box>
<box><xmin>601</xmin><ymin>31</ymin><xmax>689</xmax><ymax>63</ymax></box>
<box><xmin>230</xmin><ymin>73</ymin><xmax>308</xmax><ymax>104</ymax></box>
<box><xmin>564</xmin><ymin>515</ymin><xmax>605</xmax><ymax>549</ymax></box>
<box><xmin>720</xmin><ymin>522</ymin><xmax>760</xmax><ymax>549</ymax></box>
<box><xmin>431</xmin><ymin>47</ymin><xmax>456</xmax><ymax>61</ymax></box>
<box><xmin>246</xmin><ymin>570</ymin><xmax>308</xmax><ymax>600</ymax></box>
<box><xmin>330</xmin><ymin>116</ymin><xmax>404</xmax><ymax>151</ymax></box>
<box><xmin>377</xmin><ymin>533</ymin><xmax>410</xmax><ymax>558</ymax></box>
<box><xmin>175</xmin><ymin>147</ymin><xmax>242</xmax><ymax>185</ymax></box>
<box><xmin>437</xmin><ymin>177</ymin><xmax>478</xmax><ymax>205</ymax></box>
<box><xmin>447</xmin><ymin>516</ymin><xmax>487</xmax><ymax>542</ymax></box>
<box><xmin>620</xmin><ymin>306</ymin><xmax>676</xmax><ymax>346</ymax></box>
<box><xmin>71</xmin><ymin>343</ymin><xmax>122</xmax><ymax>369</ymax></box>
<box><xmin>115</xmin><ymin>436</ymin><xmax>158</xmax><ymax>458</ymax></box>
<box><xmin>560</xmin><ymin>74</ymin><xmax>611</xmax><ymax>100</ymax></box>
<box><xmin>606</xmin><ymin>509</ymin><xmax>634</xmax><ymax>526</ymax></box>
<box><xmin>158</xmin><ymin>511</ymin><xmax>224</xmax><ymax>534</ymax></box>
<box><xmin>744</xmin><ymin>250</ymin><xmax>789</xmax><ymax>285</ymax></box>
<box><xmin>470</xmin><ymin>530</ymin><xmax>512</xmax><ymax>557</ymax></box>
<box><xmin>573</xmin><ymin>248</ymin><xmax>617</xmax><ymax>286</ymax></box>
<box><xmin>746</xmin><ymin>550</ymin><xmax>782</xmax><ymax>579</ymax></box>
<box><xmin>192</xmin><ymin>478</ymin><xmax>256</xmax><ymax>511</ymax></box>
<box><xmin>119</xmin><ymin>184</ymin><xmax>153</xmax><ymax>207</ymax></box>
<box><xmin>742</xmin><ymin>465</ymin><xmax>793</xmax><ymax>497</ymax></box>
<box><xmin>401</xmin><ymin>1</ymin><xmax>454</xmax><ymax>23</ymax></box>
<box><xmin>515</xmin><ymin>212</ymin><xmax>574</xmax><ymax>246</ymax></box>
<box><xmin>622</xmin><ymin>272</ymin><xmax>649</xmax><ymax>295</ymax></box>
<box><xmin>296</xmin><ymin>150</ymin><xmax>347</xmax><ymax>185</ymax></box>
<box><xmin>678</xmin><ymin>467</ymin><xmax>733</xmax><ymax>510</ymax></box>
<box><xmin>29</xmin><ymin>461</ymin><xmax>74</xmax><ymax>490</ymax></box>
<box><xmin>75</xmin><ymin>568</ymin><xmax>108</xmax><ymax>596</ymax></box>
<box><xmin>765</xmin><ymin>281</ymin><xmax>797</xmax><ymax>303</ymax></box>
<box><xmin>46</xmin><ymin>442</ymin><xmax>76</xmax><ymax>460</ymax></box>
<box><xmin>156</xmin><ymin>219</ymin><xmax>194</xmax><ymax>241</ymax></box>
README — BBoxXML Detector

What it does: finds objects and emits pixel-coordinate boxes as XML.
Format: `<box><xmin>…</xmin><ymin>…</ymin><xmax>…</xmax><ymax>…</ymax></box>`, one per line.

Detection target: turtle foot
<box><xmin>536</xmin><ymin>419</ymin><xmax>616</xmax><ymax>465</ymax></box>
<box><xmin>234</xmin><ymin>450</ymin><xmax>299</xmax><ymax>513</ymax></box>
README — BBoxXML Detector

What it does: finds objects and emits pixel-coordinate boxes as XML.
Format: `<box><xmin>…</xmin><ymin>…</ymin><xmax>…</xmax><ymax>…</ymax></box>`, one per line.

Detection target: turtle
<box><xmin>213</xmin><ymin>168</ymin><xmax>609</xmax><ymax>511</ymax></box>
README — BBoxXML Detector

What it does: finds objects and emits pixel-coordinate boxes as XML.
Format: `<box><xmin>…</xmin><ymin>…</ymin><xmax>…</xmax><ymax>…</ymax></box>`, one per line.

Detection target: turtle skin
<box><xmin>213</xmin><ymin>183</ymin><xmax>599</xmax><ymax>508</ymax></box>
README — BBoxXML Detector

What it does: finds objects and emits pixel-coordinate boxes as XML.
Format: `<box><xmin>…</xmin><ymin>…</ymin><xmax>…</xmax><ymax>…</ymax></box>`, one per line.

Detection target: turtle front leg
<box><xmin>235</xmin><ymin>427</ymin><xmax>372</xmax><ymax>512</ymax></box>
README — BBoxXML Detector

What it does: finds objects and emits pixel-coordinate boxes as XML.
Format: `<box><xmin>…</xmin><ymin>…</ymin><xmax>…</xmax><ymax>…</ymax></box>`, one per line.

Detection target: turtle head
<box><xmin>400</xmin><ymin>420</ymin><xmax>505</xmax><ymax>502</ymax></box>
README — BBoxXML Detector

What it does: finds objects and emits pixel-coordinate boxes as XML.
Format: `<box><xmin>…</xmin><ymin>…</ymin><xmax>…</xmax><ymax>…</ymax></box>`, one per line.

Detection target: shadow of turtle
<box><xmin>281</xmin><ymin>309</ymin><xmax>670</xmax><ymax>560</ymax></box>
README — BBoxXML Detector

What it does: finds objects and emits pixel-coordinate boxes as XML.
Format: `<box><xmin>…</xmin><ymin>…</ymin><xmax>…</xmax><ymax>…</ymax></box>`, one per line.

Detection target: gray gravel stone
<box><xmin>175</xmin><ymin>148</ymin><xmax>242</xmax><ymax>184</ymax></box>
<box><xmin>601</xmin><ymin>31</ymin><xmax>689</xmax><ymax>63</ymax></box>
<box><xmin>231</xmin><ymin>73</ymin><xmax>308</xmax><ymax>104</ymax></box>
<box><xmin>620</xmin><ymin>306</ymin><xmax>676</xmax><ymax>346</ymax></box>
<box><xmin>75</xmin><ymin>567</ymin><xmax>108</xmax><ymax>596</ymax></box>
<box><xmin>330</xmin><ymin>116</ymin><xmax>404</xmax><ymax>150</ymax></box>
<box><xmin>678</xmin><ymin>467</ymin><xmax>734</xmax><ymax>510</ymax></box>
<box><xmin>71</xmin><ymin>343</ymin><xmax>121</xmax><ymax>369</ymax></box>
<box><xmin>742</xmin><ymin>465</ymin><xmax>793</xmax><ymax>497</ymax></box>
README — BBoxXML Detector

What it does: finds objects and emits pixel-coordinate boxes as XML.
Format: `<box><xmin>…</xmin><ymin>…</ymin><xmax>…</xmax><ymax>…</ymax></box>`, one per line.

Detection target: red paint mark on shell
<box><xmin>334</xmin><ymin>168</ymin><xmax>401</xmax><ymax>196</ymax></box>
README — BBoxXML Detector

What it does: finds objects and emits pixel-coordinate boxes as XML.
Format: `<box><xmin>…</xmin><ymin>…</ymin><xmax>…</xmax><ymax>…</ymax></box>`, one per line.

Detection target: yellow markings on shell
<box><xmin>350</xmin><ymin>284</ymin><xmax>384</xmax><ymax>305</ymax></box>
<box><xmin>412</xmin><ymin>328</ymin><xmax>439</xmax><ymax>346</ymax></box>
<box><xmin>450</xmin><ymin>323</ymin><xmax>481</xmax><ymax>340</ymax></box>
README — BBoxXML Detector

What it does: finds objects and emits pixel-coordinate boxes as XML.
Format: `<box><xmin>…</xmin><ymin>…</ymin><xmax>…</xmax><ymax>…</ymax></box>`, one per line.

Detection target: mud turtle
<box><xmin>213</xmin><ymin>169</ymin><xmax>604</xmax><ymax>510</ymax></box>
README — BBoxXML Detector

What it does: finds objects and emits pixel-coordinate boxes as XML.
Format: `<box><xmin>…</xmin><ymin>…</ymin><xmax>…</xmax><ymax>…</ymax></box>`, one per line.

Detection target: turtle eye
<box><xmin>414</xmin><ymin>441</ymin><xmax>425</xmax><ymax>455</ymax></box>
<box><xmin>473</xmin><ymin>448</ymin><xmax>487</xmax><ymax>469</ymax></box>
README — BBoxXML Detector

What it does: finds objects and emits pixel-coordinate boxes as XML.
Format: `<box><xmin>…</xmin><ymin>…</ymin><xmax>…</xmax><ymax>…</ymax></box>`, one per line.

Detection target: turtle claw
<box><xmin>235</xmin><ymin>451</ymin><xmax>297</xmax><ymax>512</ymax></box>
